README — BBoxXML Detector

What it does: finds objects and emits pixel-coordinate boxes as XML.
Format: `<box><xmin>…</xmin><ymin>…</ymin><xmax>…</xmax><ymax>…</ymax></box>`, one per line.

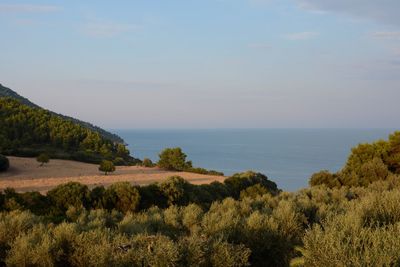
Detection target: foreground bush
<box><xmin>2</xmin><ymin>177</ymin><xmax>400</xmax><ymax>266</ymax></box>
<box><xmin>0</xmin><ymin>155</ymin><xmax>9</xmax><ymax>172</ymax></box>
<box><xmin>310</xmin><ymin>131</ymin><xmax>400</xmax><ymax>188</ymax></box>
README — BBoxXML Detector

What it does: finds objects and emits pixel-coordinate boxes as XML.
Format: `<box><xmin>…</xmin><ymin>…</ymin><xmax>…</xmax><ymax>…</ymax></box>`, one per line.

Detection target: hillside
<box><xmin>0</xmin><ymin>92</ymin><xmax>137</xmax><ymax>165</ymax></box>
<box><xmin>0</xmin><ymin>83</ymin><xmax>123</xmax><ymax>143</ymax></box>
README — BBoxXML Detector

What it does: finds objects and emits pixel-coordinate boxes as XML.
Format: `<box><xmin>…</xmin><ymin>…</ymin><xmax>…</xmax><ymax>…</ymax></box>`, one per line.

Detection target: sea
<box><xmin>115</xmin><ymin>129</ymin><xmax>396</xmax><ymax>191</ymax></box>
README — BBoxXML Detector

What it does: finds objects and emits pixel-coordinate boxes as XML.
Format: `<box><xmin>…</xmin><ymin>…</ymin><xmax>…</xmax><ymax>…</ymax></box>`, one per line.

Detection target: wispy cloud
<box><xmin>83</xmin><ymin>19</ymin><xmax>139</xmax><ymax>38</ymax></box>
<box><xmin>283</xmin><ymin>31</ymin><xmax>318</xmax><ymax>40</ymax></box>
<box><xmin>0</xmin><ymin>4</ymin><xmax>61</xmax><ymax>13</ymax></box>
<box><xmin>373</xmin><ymin>31</ymin><xmax>400</xmax><ymax>40</ymax></box>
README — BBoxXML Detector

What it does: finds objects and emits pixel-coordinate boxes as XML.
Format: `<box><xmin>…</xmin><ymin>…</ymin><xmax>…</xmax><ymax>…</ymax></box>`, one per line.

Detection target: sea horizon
<box><xmin>115</xmin><ymin>128</ymin><xmax>397</xmax><ymax>191</ymax></box>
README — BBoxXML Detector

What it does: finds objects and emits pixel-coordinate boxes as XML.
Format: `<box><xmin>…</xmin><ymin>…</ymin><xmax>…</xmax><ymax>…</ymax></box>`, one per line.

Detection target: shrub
<box><xmin>142</xmin><ymin>158</ymin><xmax>154</xmax><ymax>167</ymax></box>
<box><xmin>158</xmin><ymin>147</ymin><xmax>192</xmax><ymax>171</ymax></box>
<box><xmin>99</xmin><ymin>160</ymin><xmax>115</xmax><ymax>175</ymax></box>
<box><xmin>210</xmin><ymin>239</ymin><xmax>251</xmax><ymax>267</ymax></box>
<box><xmin>0</xmin><ymin>155</ymin><xmax>9</xmax><ymax>172</ymax></box>
<box><xmin>47</xmin><ymin>182</ymin><xmax>90</xmax><ymax>214</ymax></box>
<box><xmin>309</xmin><ymin>170</ymin><xmax>342</xmax><ymax>188</ymax></box>
<box><xmin>138</xmin><ymin>183</ymin><xmax>168</xmax><ymax>210</ymax></box>
<box><xmin>103</xmin><ymin>182</ymin><xmax>141</xmax><ymax>213</ymax></box>
<box><xmin>159</xmin><ymin>176</ymin><xmax>190</xmax><ymax>206</ymax></box>
<box><xmin>224</xmin><ymin>171</ymin><xmax>279</xmax><ymax>198</ymax></box>
<box><xmin>240</xmin><ymin>184</ymin><xmax>270</xmax><ymax>199</ymax></box>
<box><xmin>301</xmin><ymin>215</ymin><xmax>400</xmax><ymax>266</ymax></box>
<box><xmin>36</xmin><ymin>153</ymin><xmax>50</xmax><ymax>166</ymax></box>
<box><xmin>113</xmin><ymin>157</ymin><xmax>125</xmax><ymax>166</ymax></box>
<box><xmin>185</xmin><ymin>167</ymin><xmax>224</xmax><ymax>176</ymax></box>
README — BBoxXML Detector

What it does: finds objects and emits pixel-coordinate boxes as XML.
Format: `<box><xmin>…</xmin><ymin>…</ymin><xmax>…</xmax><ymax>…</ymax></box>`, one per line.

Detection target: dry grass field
<box><xmin>0</xmin><ymin>157</ymin><xmax>226</xmax><ymax>193</ymax></box>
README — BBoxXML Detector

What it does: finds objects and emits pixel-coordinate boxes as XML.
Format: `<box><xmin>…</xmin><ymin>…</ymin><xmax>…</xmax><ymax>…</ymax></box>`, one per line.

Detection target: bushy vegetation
<box><xmin>1</xmin><ymin>132</ymin><xmax>399</xmax><ymax>266</ymax></box>
<box><xmin>158</xmin><ymin>147</ymin><xmax>224</xmax><ymax>176</ymax></box>
<box><xmin>310</xmin><ymin>131</ymin><xmax>400</xmax><ymax>188</ymax></box>
<box><xmin>0</xmin><ymin>154</ymin><xmax>9</xmax><ymax>172</ymax></box>
<box><xmin>99</xmin><ymin>160</ymin><xmax>116</xmax><ymax>175</ymax></box>
<box><xmin>36</xmin><ymin>153</ymin><xmax>50</xmax><ymax>166</ymax></box>
<box><xmin>0</xmin><ymin>97</ymin><xmax>135</xmax><ymax>164</ymax></box>
<box><xmin>158</xmin><ymin>148</ymin><xmax>192</xmax><ymax>171</ymax></box>
<box><xmin>142</xmin><ymin>158</ymin><xmax>155</xmax><ymax>167</ymax></box>
<box><xmin>2</xmin><ymin>174</ymin><xmax>400</xmax><ymax>266</ymax></box>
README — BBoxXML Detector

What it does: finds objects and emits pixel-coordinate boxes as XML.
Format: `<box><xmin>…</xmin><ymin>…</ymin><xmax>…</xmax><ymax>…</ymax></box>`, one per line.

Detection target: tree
<box><xmin>36</xmin><ymin>153</ymin><xmax>50</xmax><ymax>167</ymax></box>
<box><xmin>99</xmin><ymin>160</ymin><xmax>115</xmax><ymax>175</ymax></box>
<box><xmin>157</xmin><ymin>147</ymin><xmax>192</xmax><ymax>171</ymax></box>
<box><xmin>142</xmin><ymin>158</ymin><xmax>154</xmax><ymax>167</ymax></box>
<box><xmin>0</xmin><ymin>154</ymin><xmax>9</xmax><ymax>172</ymax></box>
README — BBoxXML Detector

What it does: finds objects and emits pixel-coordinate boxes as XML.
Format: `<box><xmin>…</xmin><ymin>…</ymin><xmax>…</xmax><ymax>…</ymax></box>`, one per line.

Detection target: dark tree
<box><xmin>0</xmin><ymin>155</ymin><xmax>9</xmax><ymax>172</ymax></box>
<box><xmin>157</xmin><ymin>147</ymin><xmax>192</xmax><ymax>171</ymax></box>
<box><xmin>36</xmin><ymin>153</ymin><xmax>50</xmax><ymax>166</ymax></box>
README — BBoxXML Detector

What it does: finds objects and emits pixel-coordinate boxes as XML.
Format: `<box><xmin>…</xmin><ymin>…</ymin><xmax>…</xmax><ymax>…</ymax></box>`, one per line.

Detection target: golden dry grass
<box><xmin>0</xmin><ymin>157</ymin><xmax>226</xmax><ymax>193</ymax></box>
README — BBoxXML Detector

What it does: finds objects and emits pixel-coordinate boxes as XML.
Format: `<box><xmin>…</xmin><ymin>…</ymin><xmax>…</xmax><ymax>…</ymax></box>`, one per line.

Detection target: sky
<box><xmin>0</xmin><ymin>0</ymin><xmax>399</xmax><ymax>129</ymax></box>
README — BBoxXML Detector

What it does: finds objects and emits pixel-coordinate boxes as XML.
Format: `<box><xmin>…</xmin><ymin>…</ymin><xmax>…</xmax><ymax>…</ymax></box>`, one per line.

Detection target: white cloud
<box><xmin>83</xmin><ymin>19</ymin><xmax>139</xmax><ymax>38</ymax></box>
<box><xmin>0</xmin><ymin>4</ymin><xmax>61</xmax><ymax>13</ymax></box>
<box><xmin>283</xmin><ymin>31</ymin><xmax>318</xmax><ymax>40</ymax></box>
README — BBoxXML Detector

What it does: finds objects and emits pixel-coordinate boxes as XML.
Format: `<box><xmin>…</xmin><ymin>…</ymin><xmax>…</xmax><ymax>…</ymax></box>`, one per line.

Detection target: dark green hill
<box><xmin>0</xmin><ymin>83</ymin><xmax>123</xmax><ymax>143</ymax></box>
<box><xmin>0</xmin><ymin>84</ymin><xmax>138</xmax><ymax>165</ymax></box>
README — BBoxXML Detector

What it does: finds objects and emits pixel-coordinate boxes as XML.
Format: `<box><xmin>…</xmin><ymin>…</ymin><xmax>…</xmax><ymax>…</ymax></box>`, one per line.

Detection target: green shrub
<box><xmin>142</xmin><ymin>158</ymin><xmax>154</xmax><ymax>167</ymax></box>
<box><xmin>224</xmin><ymin>171</ymin><xmax>279</xmax><ymax>198</ymax></box>
<box><xmin>0</xmin><ymin>155</ymin><xmax>9</xmax><ymax>172</ymax></box>
<box><xmin>36</xmin><ymin>153</ymin><xmax>50</xmax><ymax>166</ymax></box>
<box><xmin>103</xmin><ymin>182</ymin><xmax>141</xmax><ymax>213</ymax></box>
<box><xmin>240</xmin><ymin>184</ymin><xmax>270</xmax><ymax>199</ymax></box>
<box><xmin>138</xmin><ymin>183</ymin><xmax>168</xmax><ymax>210</ymax></box>
<box><xmin>99</xmin><ymin>160</ymin><xmax>115</xmax><ymax>175</ymax></box>
<box><xmin>309</xmin><ymin>170</ymin><xmax>342</xmax><ymax>188</ymax></box>
<box><xmin>159</xmin><ymin>176</ymin><xmax>190</xmax><ymax>206</ymax></box>
<box><xmin>47</xmin><ymin>182</ymin><xmax>90</xmax><ymax>215</ymax></box>
<box><xmin>210</xmin><ymin>239</ymin><xmax>251</xmax><ymax>267</ymax></box>
<box><xmin>185</xmin><ymin>167</ymin><xmax>224</xmax><ymax>176</ymax></box>
<box><xmin>113</xmin><ymin>157</ymin><xmax>125</xmax><ymax>166</ymax></box>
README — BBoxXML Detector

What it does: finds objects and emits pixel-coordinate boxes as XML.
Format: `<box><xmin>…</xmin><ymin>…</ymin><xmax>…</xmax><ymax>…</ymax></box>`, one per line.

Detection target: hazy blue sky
<box><xmin>1</xmin><ymin>0</ymin><xmax>399</xmax><ymax>129</ymax></box>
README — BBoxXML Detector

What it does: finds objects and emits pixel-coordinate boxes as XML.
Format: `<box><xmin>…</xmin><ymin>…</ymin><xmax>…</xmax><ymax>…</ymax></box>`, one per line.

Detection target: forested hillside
<box><xmin>0</xmin><ymin>83</ymin><xmax>124</xmax><ymax>143</ymax></box>
<box><xmin>0</xmin><ymin>97</ymin><xmax>135</xmax><ymax>164</ymax></box>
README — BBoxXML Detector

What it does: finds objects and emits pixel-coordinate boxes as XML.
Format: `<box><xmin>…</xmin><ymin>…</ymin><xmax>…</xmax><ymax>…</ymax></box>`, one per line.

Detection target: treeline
<box><xmin>0</xmin><ymin>98</ymin><xmax>135</xmax><ymax>165</ymax></box>
<box><xmin>0</xmin><ymin>83</ymin><xmax>124</xmax><ymax>143</ymax></box>
<box><xmin>310</xmin><ymin>131</ymin><xmax>400</xmax><ymax>188</ymax></box>
<box><xmin>1</xmin><ymin>175</ymin><xmax>400</xmax><ymax>266</ymax></box>
<box><xmin>0</xmin><ymin>171</ymin><xmax>278</xmax><ymax>217</ymax></box>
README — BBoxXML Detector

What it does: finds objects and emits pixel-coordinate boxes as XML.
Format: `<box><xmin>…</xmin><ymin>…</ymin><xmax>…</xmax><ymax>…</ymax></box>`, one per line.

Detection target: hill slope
<box><xmin>0</xmin><ymin>83</ymin><xmax>123</xmax><ymax>143</ymax></box>
<box><xmin>0</xmin><ymin>85</ymin><xmax>137</xmax><ymax>165</ymax></box>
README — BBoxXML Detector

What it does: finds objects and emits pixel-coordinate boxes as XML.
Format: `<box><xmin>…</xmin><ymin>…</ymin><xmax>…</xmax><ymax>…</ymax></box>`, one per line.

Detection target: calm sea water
<box><xmin>115</xmin><ymin>129</ymin><xmax>396</xmax><ymax>191</ymax></box>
